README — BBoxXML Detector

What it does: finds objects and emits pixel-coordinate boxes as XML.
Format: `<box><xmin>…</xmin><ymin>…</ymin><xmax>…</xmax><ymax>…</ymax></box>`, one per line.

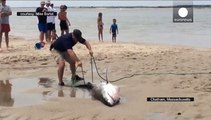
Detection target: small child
<box><xmin>110</xmin><ymin>19</ymin><xmax>118</xmax><ymax>43</ymax></box>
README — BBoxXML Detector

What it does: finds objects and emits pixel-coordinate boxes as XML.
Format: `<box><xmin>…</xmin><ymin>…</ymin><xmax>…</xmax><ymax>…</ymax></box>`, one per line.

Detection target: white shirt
<box><xmin>45</xmin><ymin>5</ymin><xmax>55</xmax><ymax>24</ymax></box>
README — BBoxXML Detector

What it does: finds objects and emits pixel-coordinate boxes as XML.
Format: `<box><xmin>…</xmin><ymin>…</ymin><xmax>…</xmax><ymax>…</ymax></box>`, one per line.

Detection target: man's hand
<box><xmin>76</xmin><ymin>61</ymin><xmax>82</xmax><ymax>67</ymax></box>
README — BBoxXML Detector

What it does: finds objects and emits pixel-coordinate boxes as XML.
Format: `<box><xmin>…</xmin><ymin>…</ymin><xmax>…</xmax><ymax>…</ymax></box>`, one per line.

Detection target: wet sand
<box><xmin>0</xmin><ymin>36</ymin><xmax>211</xmax><ymax>120</ymax></box>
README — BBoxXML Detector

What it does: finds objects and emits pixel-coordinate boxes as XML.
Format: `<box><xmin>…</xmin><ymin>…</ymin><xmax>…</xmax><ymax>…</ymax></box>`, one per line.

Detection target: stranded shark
<box><xmin>89</xmin><ymin>82</ymin><xmax>120</xmax><ymax>107</ymax></box>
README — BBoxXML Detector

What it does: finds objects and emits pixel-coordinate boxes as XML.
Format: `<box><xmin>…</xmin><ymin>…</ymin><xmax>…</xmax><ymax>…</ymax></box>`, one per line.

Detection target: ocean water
<box><xmin>10</xmin><ymin>7</ymin><xmax>211</xmax><ymax>48</ymax></box>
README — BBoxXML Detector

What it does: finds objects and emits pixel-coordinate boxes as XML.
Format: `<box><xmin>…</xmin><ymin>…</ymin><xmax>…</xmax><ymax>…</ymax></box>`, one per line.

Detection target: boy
<box><xmin>110</xmin><ymin>19</ymin><xmax>118</xmax><ymax>43</ymax></box>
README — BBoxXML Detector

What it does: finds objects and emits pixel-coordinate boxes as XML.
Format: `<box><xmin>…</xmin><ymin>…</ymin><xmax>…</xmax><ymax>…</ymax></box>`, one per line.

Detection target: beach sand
<box><xmin>0</xmin><ymin>36</ymin><xmax>211</xmax><ymax>120</ymax></box>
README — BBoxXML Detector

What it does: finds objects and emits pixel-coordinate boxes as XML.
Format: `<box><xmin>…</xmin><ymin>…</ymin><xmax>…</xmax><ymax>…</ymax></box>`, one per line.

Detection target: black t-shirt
<box><xmin>51</xmin><ymin>33</ymin><xmax>86</xmax><ymax>52</ymax></box>
<box><xmin>36</xmin><ymin>7</ymin><xmax>47</xmax><ymax>23</ymax></box>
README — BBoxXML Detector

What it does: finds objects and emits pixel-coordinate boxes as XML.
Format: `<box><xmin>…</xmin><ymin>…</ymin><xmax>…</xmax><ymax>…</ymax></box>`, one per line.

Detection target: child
<box><xmin>110</xmin><ymin>19</ymin><xmax>118</xmax><ymax>43</ymax></box>
<box><xmin>97</xmin><ymin>12</ymin><xmax>104</xmax><ymax>42</ymax></box>
<box><xmin>58</xmin><ymin>5</ymin><xmax>71</xmax><ymax>36</ymax></box>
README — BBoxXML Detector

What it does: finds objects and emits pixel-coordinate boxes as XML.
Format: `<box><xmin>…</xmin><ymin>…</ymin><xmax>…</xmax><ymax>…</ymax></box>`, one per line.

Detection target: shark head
<box><xmin>100</xmin><ymin>82</ymin><xmax>120</xmax><ymax>106</ymax></box>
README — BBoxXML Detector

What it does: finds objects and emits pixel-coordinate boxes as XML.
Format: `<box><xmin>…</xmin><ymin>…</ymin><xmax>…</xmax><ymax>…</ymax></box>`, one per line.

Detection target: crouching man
<box><xmin>50</xmin><ymin>29</ymin><xmax>93</xmax><ymax>86</ymax></box>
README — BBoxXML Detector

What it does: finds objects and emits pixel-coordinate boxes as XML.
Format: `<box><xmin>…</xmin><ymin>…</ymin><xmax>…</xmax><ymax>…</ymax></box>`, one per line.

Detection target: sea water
<box><xmin>10</xmin><ymin>7</ymin><xmax>211</xmax><ymax>48</ymax></box>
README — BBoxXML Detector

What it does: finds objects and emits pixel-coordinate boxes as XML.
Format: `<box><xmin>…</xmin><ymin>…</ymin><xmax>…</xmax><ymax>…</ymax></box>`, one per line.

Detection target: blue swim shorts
<box><xmin>38</xmin><ymin>23</ymin><xmax>47</xmax><ymax>33</ymax></box>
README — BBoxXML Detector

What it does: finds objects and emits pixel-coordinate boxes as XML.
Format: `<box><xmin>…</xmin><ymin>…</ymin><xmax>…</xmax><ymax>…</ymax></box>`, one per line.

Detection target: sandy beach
<box><xmin>0</xmin><ymin>36</ymin><xmax>211</xmax><ymax>120</ymax></box>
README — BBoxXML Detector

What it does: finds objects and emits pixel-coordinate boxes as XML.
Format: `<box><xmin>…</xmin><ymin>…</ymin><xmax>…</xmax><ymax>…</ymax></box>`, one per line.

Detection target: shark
<box><xmin>85</xmin><ymin>81</ymin><xmax>120</xmax><ymax>107</ymax></box>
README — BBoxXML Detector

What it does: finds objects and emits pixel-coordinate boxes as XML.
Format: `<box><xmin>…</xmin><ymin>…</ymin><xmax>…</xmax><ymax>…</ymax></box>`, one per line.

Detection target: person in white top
<box><xmin>0</xmin><ymin>0</ymin><xmax>12</xmax><ymax>51</ymax></box>
<box><xmin>45</xmin><ymin>0</ymin><xmax>56</xmax><ymax>43</ymax></box>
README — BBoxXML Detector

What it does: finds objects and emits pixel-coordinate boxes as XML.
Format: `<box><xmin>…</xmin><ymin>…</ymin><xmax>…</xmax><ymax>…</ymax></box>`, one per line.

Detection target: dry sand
<box><xmin>0</xmin><ymin>36</ymin><xmax>211</xmax><ymax>120</ymax></box>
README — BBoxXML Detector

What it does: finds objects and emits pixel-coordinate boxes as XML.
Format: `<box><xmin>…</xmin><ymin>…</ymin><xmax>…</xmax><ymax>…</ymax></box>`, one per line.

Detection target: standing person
<box><xmin>45</xmin><ymin>1</ymin><xmax>53</xmax><ymax>43</ymax></box>
<box><xmin>0</xmin><ymin>0</ymin><xmax>12</xmax><ymax>51</ymax></box>
<box><xmin>36</xmin><ymin>1</ymin><xmax>47</xmax><ymax>43</ymax></box>
<box><xmin>110</xmin><ymin>18</ymin><xmax>118</xmax><ymax>43</ymax></box>
<box><xmin>50</xmin><ymin>29</ymin><xmax>93</xmax><ymax>86</ymax></box>
<box><xmin>97</xmin><ymin>12</ymin><xmax>103</xmax><ymax>42</ymax></box>
<box><xmin>50</xmin><ymin>3</ymin><xmax>56</xmax><ymax>31</ymax></box>
<box><xmin>58</xmin><ymin>5</ymin><xmax>70</xmax><ymax>36</ymax></box>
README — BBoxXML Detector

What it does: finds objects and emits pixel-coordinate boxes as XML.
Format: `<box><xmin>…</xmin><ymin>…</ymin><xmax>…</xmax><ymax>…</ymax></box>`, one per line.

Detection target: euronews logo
<box><xmin>173</xmin><ymin>1</ymin><xmax>193</xmax><ymax>23</ymax></box>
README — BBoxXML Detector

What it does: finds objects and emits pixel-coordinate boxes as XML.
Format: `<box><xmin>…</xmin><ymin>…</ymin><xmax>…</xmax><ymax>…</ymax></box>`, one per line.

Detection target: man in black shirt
<box><xmin>36</xmin><ymin>1</ymin><xmax>47</xmax><ymax>43</ymax></box>
<box><xmin>50</xmin><ymin>29</ymin><xmax>93</xmax><ymax>86</ymax></box>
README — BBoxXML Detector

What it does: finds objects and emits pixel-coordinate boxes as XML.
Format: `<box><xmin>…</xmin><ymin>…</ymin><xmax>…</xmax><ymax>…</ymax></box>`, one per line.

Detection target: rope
<box><xmin>91</xmin><ymin>57</ymin><xmax>94</xmax><ymax>83</ymax></box>
<box><xmin>91</xmin><ymin>56</ymin><xmax>108</xmax><ymax>82</ymax></box>
<box><xmin>90</xmin><ymin>56</ymin><xmax>211</xmax><ymax>83</ymax></box>
<box><xmin>109</xmin><ymin>72</ymin><xmax>211</xmax><ymax>83</ymax></box>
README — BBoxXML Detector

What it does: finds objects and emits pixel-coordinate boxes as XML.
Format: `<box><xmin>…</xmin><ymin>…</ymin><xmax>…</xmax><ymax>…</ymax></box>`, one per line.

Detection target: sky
<box><xmin>5</xmin><ymin>1</ymin><xmax>211</xmax><ymax>7</ymax></box>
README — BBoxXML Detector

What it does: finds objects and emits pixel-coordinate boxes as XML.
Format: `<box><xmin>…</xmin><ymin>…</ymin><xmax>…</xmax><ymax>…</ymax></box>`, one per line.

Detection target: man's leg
<box><xmin>5</xmin><ymin>32</ymin><xmax>9</xmax><ymax>48</ymax></box>
<box><xmin>100</xmin><ymin>30</ymin><xmax>103</xmax><ymax>42</ymax></box>
<box><xmin>112</xmin><ymin>35</ymin><xmax>114</xmax><ymax>43</ymax></box>
<box><xmin>58</xmin><ymin>59</ymin><xmax>65</xmax><ymax>85</ymax></box>
<box><xmin>44</xmin><ymin>32</ymin><xmax>48</xmax><ymax>43</ymax></box>
<box><xmin>39</xmin><ymin>32</ymin><xmax>44</xmax><ymax>42</ymax></box>
<box><xmin>63</xmin><ymin>52</ymin><xmax>83</xmax><ymax>82</ymax></box>
<box><xmin>69</xmin><ymin>61</ymin><xmax>76</xmax><ymax>77</ymax></box>
<box><xmin>48</xmin><ymin>30</ymin><xmax>52</xmax><ymax>42</ymax></box>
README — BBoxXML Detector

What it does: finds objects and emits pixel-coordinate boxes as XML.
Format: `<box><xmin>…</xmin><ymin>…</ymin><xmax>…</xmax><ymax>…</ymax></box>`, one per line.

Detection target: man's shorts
<box><xmin>1</xmin><ymin>24</ymin><xmax>10</xmax><ymax>33</ymax></box>
<box><xmin>52</xmin><ymin>49</ymin><xmax>74</xmax><ymax>64</ymax></box>
<box><xmin>38</xmin><ymin>23</ymin><xmax>47</xmax><ymax>33</ymax></box>
<box><xmin>47</xmin><ymin>23</ymin><xmax>55</xmax><ymax>31</ymax></box>
<box><xmin>112</xmin><ymin>32</ymin><xmax>117</xmax><ymax>37</ymax></box>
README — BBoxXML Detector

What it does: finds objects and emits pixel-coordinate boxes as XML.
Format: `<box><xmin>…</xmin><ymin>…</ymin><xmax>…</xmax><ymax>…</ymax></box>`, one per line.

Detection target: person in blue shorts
<box><xmin>110</xmin><ymin>18</ymin><xmax>119</xmax><ymax>43</ymax></box>
<box><xmin>36</xmin><ymin>1</ymin><xmax>47</xmax><ymax>43</ymax></box>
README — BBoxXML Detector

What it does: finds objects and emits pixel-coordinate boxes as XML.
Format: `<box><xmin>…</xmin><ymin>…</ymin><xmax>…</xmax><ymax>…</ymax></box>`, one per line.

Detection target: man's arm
<box><xmin>117</xmin><ymin>25</ymin><xmax>119</xmax><ymax>34</ymax></box>
<box><xmin>7</xmin><ymin>6</ymin><xmax>12</xmax><ymax>16</ymax></box>
<box><xmin>83</xmin><ymin>41</ymin><xmax>93</xmax><ymax>56</ymax></box>
<box><xmin>1</xmin><ymin>7</ymin><xmax>12</xmax><ymax>17</ymax></box>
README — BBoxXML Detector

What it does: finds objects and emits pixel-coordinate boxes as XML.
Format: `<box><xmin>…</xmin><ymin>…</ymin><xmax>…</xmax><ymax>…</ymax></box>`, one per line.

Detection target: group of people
<box><xmin>36</xmin><ymin>1</ymin><xmax>119</xmax><ymax>85</ymax></box>
<box><xmin>97</xmin><ymin>12</ymin><xmax>119</xmax><ymax>43</ymax></box>
<box><xmin>36</xmin><ymin>1</ymin><xmax>93</xmax><ymax>86</ymax></box>
<box><xmin>36</xmin><ymin>1</ymin><xmax>71</xmax><ymax>44</ymax></box>
<box><xmin>0</xmin><ymin>0</ymin><xmax>118</xmax><ymax>86</ymax></box>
